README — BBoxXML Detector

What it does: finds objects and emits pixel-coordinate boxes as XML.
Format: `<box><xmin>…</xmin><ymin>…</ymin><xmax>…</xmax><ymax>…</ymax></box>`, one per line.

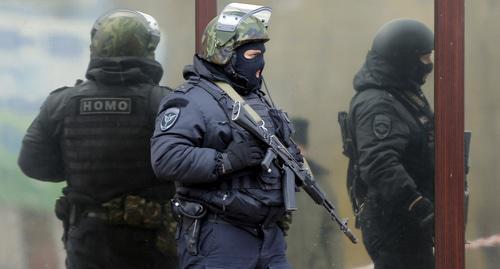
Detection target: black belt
<box><xmin>203</xmin><ymin>213</ymin><xmax>265</xmax><ymax>237</ymax></box>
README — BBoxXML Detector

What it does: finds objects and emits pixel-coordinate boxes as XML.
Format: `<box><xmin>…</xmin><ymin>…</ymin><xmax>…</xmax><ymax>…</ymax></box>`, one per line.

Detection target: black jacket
<box><xmin>18</xmin><ymin>57</ymin><xmax>173</xmax><ymax>202</ymax></box>
<box><xmin>349</xmin><ymin>51</ymin><xmax>435</xmax><ymax>213</ymax></box>
<box><xmin>151</xmin><ymin>56</ymin><xmax>291</xmax><ymax>224</ymax></box>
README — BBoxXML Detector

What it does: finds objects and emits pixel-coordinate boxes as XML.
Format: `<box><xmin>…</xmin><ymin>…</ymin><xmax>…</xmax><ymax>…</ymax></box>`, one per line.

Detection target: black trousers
<box><xmin>65</xmin><ymin>218</ymin><xmax>178</xmax><ymax>269</ymax></box>
<box><xmin>360</xmin><ymin>201</ymin><xmax>435</xmax><ymax>269</ymax></box>
<box><xmin>177</xmin><ymin>218</ymin><xmax>291</xmax><ymax>269</ymax></box>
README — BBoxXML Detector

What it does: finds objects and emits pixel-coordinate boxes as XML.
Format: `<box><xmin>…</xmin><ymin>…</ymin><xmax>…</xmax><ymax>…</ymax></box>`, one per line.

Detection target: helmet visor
<box><xmin>216</xmin><ymin>3</ymin><xmax>272</xmax><ymax>32</ymax></box>
<box><xmin>137</xmin><ymin>11</ymin><xmax>161</xmax><ymax>41</ymax></box>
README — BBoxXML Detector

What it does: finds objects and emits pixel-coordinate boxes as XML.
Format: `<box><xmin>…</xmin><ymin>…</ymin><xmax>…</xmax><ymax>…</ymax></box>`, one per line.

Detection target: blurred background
<box><xmin>0</xmin><ymin>0</ymin><xmax>498</xmax><ymax>268</ymax></box>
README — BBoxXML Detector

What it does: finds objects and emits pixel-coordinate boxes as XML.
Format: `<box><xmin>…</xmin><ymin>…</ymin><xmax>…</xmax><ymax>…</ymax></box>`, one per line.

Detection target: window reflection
<box><xmin>1</xmin><ymin>1</ymin><xmax>499</xmax><ymax>269</ymax></box>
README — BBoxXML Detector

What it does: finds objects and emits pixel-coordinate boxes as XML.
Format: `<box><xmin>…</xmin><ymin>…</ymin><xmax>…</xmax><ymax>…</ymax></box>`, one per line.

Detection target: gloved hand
<box><xmin>408</xmin><ymin>196</ymin><xmax>434</xmax><ymax>232</ymax></box>
<box><xmin>222</xmin><ymin>131</ymin><xmax>265</xmax><ymax>173</ymax></box>
<box><xmin>277</xmin><ymin>212</ymin><xmax>293</xmax><ymax>236</ymax></box>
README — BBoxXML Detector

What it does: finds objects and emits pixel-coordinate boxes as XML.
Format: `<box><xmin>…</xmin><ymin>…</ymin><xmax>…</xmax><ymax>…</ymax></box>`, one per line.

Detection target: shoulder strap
<box><xmin>213</xmin><ymin>81</ymin><xmax>264</xmax><ymax>124</ymax></box>
<box><xmin>196</xmin><ymin>79</ymin><xmax>264</xmax><ymax>126</ymax></box>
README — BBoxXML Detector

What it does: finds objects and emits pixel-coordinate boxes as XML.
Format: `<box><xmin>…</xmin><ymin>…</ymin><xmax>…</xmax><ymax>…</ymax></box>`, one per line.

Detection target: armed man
<box><xmin>339</xmin><ymin>19</ymin><xmax>435</xmax><ymax>268</ymax></box>
<box><xmin>151</xmin><ymin>3</ymin><xmax>355</xmax><ymax>268</ymax></box>
<box><xmin>18</xmin><ymin>10</ymin><xmax>177</xmax><ymax>269</ymax></box>
<box><xmin>150</xmin><ymin>4</ymin><xmax>295</xmax><ymax>268</ymax></box>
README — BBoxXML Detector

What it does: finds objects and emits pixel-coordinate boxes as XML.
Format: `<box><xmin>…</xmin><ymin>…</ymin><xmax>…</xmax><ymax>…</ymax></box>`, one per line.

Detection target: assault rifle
<box><xmin>231</xmin><ymin>101</ymin><xmax>358</xmax><ymax>244</ymax></box>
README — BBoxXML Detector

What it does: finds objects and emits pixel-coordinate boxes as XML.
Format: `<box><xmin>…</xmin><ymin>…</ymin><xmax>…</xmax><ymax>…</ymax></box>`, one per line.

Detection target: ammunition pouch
<box><xmin>102</xmin><ymin>195</ymin><xmax>166</xmax><ymax>228</ymax></box>
<box><xmin>100</xmin><ymin>195</ymin><xmax>177</xmax><ymax>256</ymax></box>
<box><xmin>268</xmin><ymin>108</ymin><xmax>294</xmax><ymax>145</ymax></box>
<box><xmin>55</xmin><ymin>194</ymin><xmax>176</xmax><ymax>256</ymax></box>
<box><xmin>171</xmin><ymin>197</ymin><xmax>206</xmax><ymax>255</ymax></box>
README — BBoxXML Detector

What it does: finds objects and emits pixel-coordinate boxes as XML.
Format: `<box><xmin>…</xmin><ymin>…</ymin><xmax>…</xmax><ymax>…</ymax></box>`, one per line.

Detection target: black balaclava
<box><xmin>225</xmin><ymin>42</ymin><xmax>266</xmax><ymax>94</ymax></box>
<box><xmin>410</xmin><ymin>60</ymin><xmax>433</xmax><ymax>85</ymax></box>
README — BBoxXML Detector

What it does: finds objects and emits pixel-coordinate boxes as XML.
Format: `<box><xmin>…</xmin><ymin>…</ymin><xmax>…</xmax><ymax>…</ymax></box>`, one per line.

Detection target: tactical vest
<box><xmin>175</xmin><ymin>79</ymin><xmax>293</xmax><ymax>223</ymax></box>
<box><xmin>61</xmin><ymin>81</ymin><xmax>159</xmax><ymax>202</ymax></box>
<box><xmin>197</xmin><ymin>78</ymin><xmax>293</xmax><ymax>192</ymax></box>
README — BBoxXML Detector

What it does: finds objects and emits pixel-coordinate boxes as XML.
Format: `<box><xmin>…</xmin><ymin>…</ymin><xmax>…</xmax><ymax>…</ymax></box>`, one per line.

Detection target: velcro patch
<box><xmin>80</xmin><ymin>98</ymin><xmax>132</xmax><ymax>115</ymax></box>
<box><xmin>160</xmin><ymin>107</ymin><xmax>180</xmax><ymax>131</ymax></box>
<box><xmin>373</xmin><ymin>114</ymin><xmax>392</xmax><ymax>139</ymax></box>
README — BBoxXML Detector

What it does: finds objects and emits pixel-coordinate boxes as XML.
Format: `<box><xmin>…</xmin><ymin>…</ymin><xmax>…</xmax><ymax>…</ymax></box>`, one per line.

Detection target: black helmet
<box><xmin>371</xmin><ymin>19</ymin><xmax>434</xmax><ymax>66</ymax></box>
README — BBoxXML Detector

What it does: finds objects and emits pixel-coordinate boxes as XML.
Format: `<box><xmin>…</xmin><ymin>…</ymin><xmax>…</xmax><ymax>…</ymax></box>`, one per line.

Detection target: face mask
<box><xmin>232</xmin><ymin>42</ymin><xmax>266</xmax><ymax>91</ymax></box>
<box><xmin>411</xmin><ymin>61</ymin><xmax>434</xmax><ymax>85</ymax></box>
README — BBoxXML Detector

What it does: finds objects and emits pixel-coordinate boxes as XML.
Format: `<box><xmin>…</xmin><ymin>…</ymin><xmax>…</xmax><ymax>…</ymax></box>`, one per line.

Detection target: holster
<box><xmin>54</xmin><ymin>196</ymin><xmax>71</xmax><ymax>245</ymax></box>
<box><xmin>171</xmin><ymin>197</ymin><xmax>206</xmax><ymax>255</ymax></box>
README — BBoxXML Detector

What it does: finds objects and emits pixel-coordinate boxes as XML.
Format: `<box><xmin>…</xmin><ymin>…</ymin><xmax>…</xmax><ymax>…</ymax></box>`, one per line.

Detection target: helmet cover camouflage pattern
<box><xmin>90</xmin><ymin>9</ymin><xmax>160</xmax><ymax>59</ymax></box>
<box><xmin>200</xmin><ymin>8</ymin><xmax>270</xmax><ymax>65</ymax></box>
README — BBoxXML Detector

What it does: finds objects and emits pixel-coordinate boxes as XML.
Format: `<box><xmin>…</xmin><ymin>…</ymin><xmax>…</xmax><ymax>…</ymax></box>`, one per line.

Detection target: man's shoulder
<box><xmin>173</xmin><ymin>79</ymin><xmax>218</xmax><ymax>102</ymax></box>
<box><xmin>48</xmin><ymin>86</ymin><xmax>71</xmax><ymax>96</ymax></box>
<box><xmin>353</xmin><ymin>88</ymin><xmax>395</xmax><ymax>103</ymax></box>
<box><xmin>153</xmin><ymin>85</ymin><xmax>173</xmax><ymax>93</ymax></box>
<box><xmin>147</xmin><ymin>84</ymin><xmax>173</xmax><ymax>102</ymax></box>
<box><xmin>48</xmin><ymin>79</ymin><xmax>87</xmax><ymax>96</ymax></box>
<box><xmin>158</xmin><ymin>81</ymin><xmax>216</xmax><ymax>112</ymax></box>
<box><xmin>352</xmin><ymin>88</ymin><xmax>401</xmax><ymax>109</ymax></box>
<box><xmin>350</xmin><ymin>88</ymin><xmax>407</xmax><ymax>119</ymax></box>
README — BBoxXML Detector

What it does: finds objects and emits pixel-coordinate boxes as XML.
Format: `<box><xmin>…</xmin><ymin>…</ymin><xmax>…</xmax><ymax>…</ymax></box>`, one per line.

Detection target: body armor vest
<box><xmin>198</xmin><ymin>79</ymin><xmax>291</xmax><ymax>192</ymax></box>
<box><xmin>61</xmin><ymin>81</ymin><xmax>158</xmax><ymax>202</ymax></box>
<box><xmin>175</xmin><ymin>79</ymin><xmax>294</xmax><ymax>223</ymax></box>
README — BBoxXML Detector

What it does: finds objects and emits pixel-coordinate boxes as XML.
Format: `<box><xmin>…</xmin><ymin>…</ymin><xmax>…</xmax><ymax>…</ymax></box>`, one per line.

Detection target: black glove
<box><xmin>408</xmin><ymin>196</ymin><xmax>434</xmax><ymax>232</ymax></box>
<box><xmin>277</xmin><ymin>212</ymin><xmax>293</xmax><ymax>236</ymax></box>
<box><xmin>222</xmin><ymin>131</ymin><xmax>265</xmax><ymax>173</ymax></box>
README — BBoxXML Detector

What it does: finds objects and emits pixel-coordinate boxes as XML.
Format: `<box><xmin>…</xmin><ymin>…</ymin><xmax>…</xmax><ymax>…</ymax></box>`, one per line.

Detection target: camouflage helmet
<box><xmin>90</xmin><ymin>9</ymin><xmax>160</xmax><ymax>59</ymax></box>
<box><xmin>200</xmin><ymin>3</ymin><xmax>272</xmax><ymax>65</ymax></box>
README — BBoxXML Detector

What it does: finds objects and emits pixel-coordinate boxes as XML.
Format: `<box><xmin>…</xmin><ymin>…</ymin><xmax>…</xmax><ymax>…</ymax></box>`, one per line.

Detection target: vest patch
<box><xmin>80</xmin><ymin>98</ymin><xmax>132</xmax><ymax>114</ymax></box>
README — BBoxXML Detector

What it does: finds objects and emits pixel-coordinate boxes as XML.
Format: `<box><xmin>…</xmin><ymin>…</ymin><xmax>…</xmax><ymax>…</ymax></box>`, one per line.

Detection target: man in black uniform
<box><xmin>18</xmin><ymin>10</ymin><xmax>177</xmax><ymax>269</ymax></box>
<box><xmin>341</xmin><ymin>19</ymin><xmax>435</xmax><ymax>269</ymax></box>
<box><xmin>151</xmin><ymin>3</ymin><xmax>299</xmax><ymax>269</ymax></box>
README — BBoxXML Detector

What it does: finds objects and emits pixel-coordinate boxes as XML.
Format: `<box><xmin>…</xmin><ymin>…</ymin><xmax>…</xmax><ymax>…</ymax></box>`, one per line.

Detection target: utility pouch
<box><xmin>55</xmin><ymin>196</ymin><xmax>70</xmax><ymax>221</ymax></box>
<box><xmin>102</xmin><ymin>195</ymin><xmax>164</xmax><ymax>228</ymax></box>
<box><xmin>123</xmin><ymin>195</ymin><xmax>146</xmax><ymax>226</ymax></box>
<box><xmin>171</xmin><ymin>197</ymin><xmax>206</xmax><ymax>255</ymax></box>
<box><xmin>142</xmin><ymin>200</ymin><xmax>163</xmax><ymax>229</ymax></box>
<box><xmin>102</xmin><ymin>197</ymin><xmax>125</xmax><ymax>225</ymax></box>
<box><xmin>54</xmin><ymin>196</ymin><xmax>70</xmax><ymax>244</ymax></box>
<box><xmin>101</xmin><ymin>195</ymin><xmax>175</xmax><ymax>255</ymax></box>
<box><xmin>269</xmin><ymin>108</ymin><xmax>294</xmax><ymax>145</ymax></box>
